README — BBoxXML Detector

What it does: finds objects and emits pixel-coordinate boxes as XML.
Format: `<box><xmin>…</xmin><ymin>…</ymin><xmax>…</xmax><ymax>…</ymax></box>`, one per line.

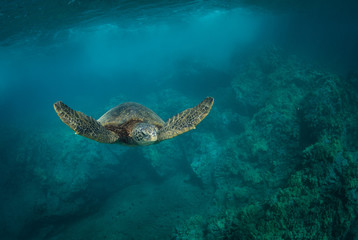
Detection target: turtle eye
<box><xmin>142</xmin><ymin>132</ymin><xmax>149</xmax><ymax>139</ymax></box>
<box><xmin>138</xmin><ymin>129</ymin><xmax>148</xmax><ymax>139</ymax></box>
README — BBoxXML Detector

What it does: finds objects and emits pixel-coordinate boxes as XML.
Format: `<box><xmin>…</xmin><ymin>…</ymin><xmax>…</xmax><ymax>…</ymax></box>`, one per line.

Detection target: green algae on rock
<box><xmin>173</xmin><ymin>48</ymin><xmax>358</xmax><ymax>240</ymax></box>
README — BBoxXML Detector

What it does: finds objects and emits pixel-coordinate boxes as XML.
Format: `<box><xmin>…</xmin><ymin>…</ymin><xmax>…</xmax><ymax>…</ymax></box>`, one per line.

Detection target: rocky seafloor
<box><xmin>1</xmin><ymin>48</ymin><xmax>358</xmax><ymax>240</ymax></box>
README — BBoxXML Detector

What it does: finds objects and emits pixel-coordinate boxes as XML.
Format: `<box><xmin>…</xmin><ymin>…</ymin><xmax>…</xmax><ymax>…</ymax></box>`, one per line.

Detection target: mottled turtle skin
<box><xmin>54</xmin><ymin>97</ymin><xmax>214</xmax><ymax>146</ymax></box>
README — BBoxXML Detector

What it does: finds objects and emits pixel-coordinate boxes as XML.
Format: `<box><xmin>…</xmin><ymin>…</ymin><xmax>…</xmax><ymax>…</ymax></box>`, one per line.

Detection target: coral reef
<box><xmin>2</xmin><ymin>48</ymin><xmax>358</xmax><ymax>240</ymax></box>
<box><xmin>173</xmin><ymin>48</ymin><xmax>358</xmax><ymax>240</ymax></box>
<box><xmin>228</xmin><ymin>142</ymin><xmax>358</xmax><ymax>240</ymax></box>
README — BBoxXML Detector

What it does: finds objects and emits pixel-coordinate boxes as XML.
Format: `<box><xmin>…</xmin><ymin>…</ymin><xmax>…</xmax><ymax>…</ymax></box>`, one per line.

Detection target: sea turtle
<box><xmin>53</xmin><ymin>97</ymin><xmax>214</xmax><ymax>146</ymax></box>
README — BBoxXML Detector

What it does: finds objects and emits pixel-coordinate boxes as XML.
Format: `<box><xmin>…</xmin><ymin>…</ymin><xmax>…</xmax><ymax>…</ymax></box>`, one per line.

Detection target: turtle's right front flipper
<box><xmin>54</xmin><ymin>101</ymin><xmax>119</xmax><ymax>143</ymax></box>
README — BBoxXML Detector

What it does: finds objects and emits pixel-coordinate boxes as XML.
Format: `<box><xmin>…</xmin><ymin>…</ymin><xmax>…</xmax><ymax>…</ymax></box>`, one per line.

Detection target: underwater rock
<box><xmin>175</xmin><ymin>122</ymin><xmax>358</xmax><ymax>240</ymax></box>
<box><xmin>226</xmin><ymin>48</ymin><xmax>352</xmax><ymax>194</ymax></box>
<box><xmin>174</xmin><ymin>49</ymin><xmax>358</xmax><ymax>240</ymax></box>
<box><xmin>143</xmin><ymin>142</ymin><xmax>186</xmax><ymax>178</ymax></box>
<box><xmin>220</xmin><ymin>50</ymin><xmax>312</xmax><ymax>204</ymax></box>
<box><xmin>173</xmin><ymin>208</ymin><xmax>241</xmax><ymax>240</ymax></box>
<box><xmin>0</xmin><ymin>125</ymin><xmax>131</xmax><ymax>239</ymax></box>
<box><xmin>228</xmin><ymin>141</ymin><xmax>358</xmax><ymax>240</ymax></box>
<box><xmin>189</xmin><ymin>132</ymin><xmax>221</xmax><ymax>186</ymax></box>
<box><xmin>299</xmin><ymin>73</ymin><xmax>345</xmax><ymax>145</ymax></box>
<box><xmin>173</xmin><ymin>215</ymin><xmax>206</xmax><ymax>240</ymax></box>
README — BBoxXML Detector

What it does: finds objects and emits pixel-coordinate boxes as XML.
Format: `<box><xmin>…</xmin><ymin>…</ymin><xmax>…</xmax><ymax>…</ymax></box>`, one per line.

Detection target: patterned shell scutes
<box><xmin>98</xmin><ymin>102</ymin><xmax>165</xmax><ymax>128</ymax></box>
<box><xmin>158</xmin><ymin>97</ymin><xmax>214</xmax><ymax>141</ymax></box>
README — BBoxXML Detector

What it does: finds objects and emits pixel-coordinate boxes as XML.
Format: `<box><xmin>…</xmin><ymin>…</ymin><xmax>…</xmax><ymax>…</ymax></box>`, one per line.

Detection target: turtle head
<box><xmin>132</xmin><ymin>123</ymin><xmax>158</xmax><ymax>145</ymax></box>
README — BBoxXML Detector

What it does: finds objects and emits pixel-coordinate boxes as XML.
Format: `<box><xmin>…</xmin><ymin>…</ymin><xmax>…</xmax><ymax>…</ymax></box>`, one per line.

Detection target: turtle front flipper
<box><xmin>158</xmin><ymin>97</ymin><xmax>214</xmax><ymax>141</ymax></box>
<box><xmin>54</xmin><ymin>101</ymin><xmax>119</xmax><ymax>143</ymax></box>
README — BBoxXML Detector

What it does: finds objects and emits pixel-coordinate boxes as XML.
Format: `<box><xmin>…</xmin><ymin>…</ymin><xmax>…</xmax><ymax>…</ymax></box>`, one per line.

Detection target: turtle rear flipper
<box><xmin>54</xmin><ymin>101</ymin><xmax>119</xmax><ymax>143</ymax></box>
<box><xmin>158</xmin><ymin>97</ymin><xmax>214</xmax><ymax>141</ymax></box>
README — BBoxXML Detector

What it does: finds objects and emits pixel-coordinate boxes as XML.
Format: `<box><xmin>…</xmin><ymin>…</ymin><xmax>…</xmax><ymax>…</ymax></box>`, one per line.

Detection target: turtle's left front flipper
<box><xmin>158</xmin><ymin>97</ymin><xmax>214</xmax><ymax>141</ymax></box>
<box><xmin>54</xmin><ymin>101</ymin><xmax>119</xmax><ymax>143</ymax></box>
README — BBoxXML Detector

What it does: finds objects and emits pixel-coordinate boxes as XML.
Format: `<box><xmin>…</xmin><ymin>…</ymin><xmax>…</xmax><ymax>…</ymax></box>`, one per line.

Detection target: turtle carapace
<box><xmin>53</xmin><ymin>97</ymin><xmax>214</xmax><ymax>146</ymax></box>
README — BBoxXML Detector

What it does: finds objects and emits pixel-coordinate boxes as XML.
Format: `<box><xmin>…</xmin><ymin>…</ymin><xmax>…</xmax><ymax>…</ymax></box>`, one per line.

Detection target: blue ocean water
<box><xmin>1</xmin><ymin>1</ymin><xmax>358</xmax><ymax>239</ymax></box>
